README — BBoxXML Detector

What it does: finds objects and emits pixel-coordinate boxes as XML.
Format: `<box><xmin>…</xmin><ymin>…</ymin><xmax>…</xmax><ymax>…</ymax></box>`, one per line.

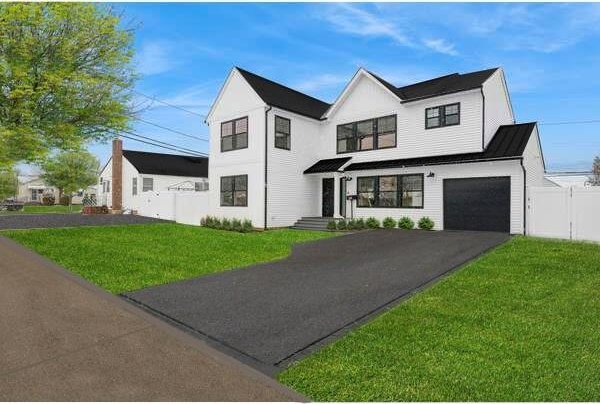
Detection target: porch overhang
<box><xmin>303</xmin><ymin>157</ymin><xmax>352</xmax><ymax>174</ymax></box>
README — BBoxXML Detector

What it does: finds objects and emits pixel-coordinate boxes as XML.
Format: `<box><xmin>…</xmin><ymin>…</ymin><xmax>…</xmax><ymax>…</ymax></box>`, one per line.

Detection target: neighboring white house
<box><xmin>204</xmin><ymin>66</ymin><xmax>547</xmax><ymax>234</ymax></box>
<box><xmin>16</xmin><ymin>176</ymin><xmax>95</xmax><ymax>204</ymax></box>
<box><xmin>544</xmin><ymin>171</ymin><xmax>595</xmax><ymax>188</ymax></box>
<box><xmin>98</xmin><ymin>139</ymin><xmax>209</xmax><ymax>212</ymax></box>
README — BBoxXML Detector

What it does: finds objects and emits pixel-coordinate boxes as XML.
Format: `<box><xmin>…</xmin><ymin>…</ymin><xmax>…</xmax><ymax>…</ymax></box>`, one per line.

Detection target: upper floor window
<box><xmin>221</xmin><ymin>117</ymin><xmax>248</xmax><ymax>152</ymax></box>
<box><xmin>274</xmin><ymin>116</ymin><xmax>291</xmax><ymax>150</ymax></box>
<box><xmin>337</xmin><ymin>115</ymin><xmax>396</xmax><ymax>154</ymax></box>
<box><xmin>220</xmin><ymin>175</ymin><xmax>247</xmax><ymax>206</ymax></box>
<box><xmin>132</xmin><ymin>178</ymin><xmax>137</xmax><ymax>196</ymax></box>
<box><xmin>357</xmin><ymin>174</ymin><xmax>423</xmax><ymax>208</ymax></box>
<box><xmin>142</xmin><ymin>177</ymin><xmax>153</xmax><ymax>192</ymax></box>
<box><xmin>425</xmin><ymin>103</ymin><xmax>460</xmax><ymax>129</ymax></box>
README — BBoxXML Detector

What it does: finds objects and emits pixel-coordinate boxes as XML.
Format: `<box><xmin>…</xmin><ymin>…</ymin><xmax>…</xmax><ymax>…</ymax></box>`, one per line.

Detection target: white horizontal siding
<box><xmin>345</xmin><ymin>159</ymin><xmax>524</xmax><ymax>234</ymax></box>
<box><xmin>483</xmin><ymin>69</ymin><xmax>514</xmax><ymax>147</ymax></box>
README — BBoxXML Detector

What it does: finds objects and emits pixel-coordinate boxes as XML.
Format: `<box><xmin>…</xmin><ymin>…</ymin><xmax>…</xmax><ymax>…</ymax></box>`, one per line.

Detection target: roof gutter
<box><xmin>264</xmin><ymin>105</ymin><xmax>272</xmax><ymax>230</ymax></box>
<box><xmin>345</xmin><ymin>156</ymin><xmax>523</xmax><ymax>172</ymax></box>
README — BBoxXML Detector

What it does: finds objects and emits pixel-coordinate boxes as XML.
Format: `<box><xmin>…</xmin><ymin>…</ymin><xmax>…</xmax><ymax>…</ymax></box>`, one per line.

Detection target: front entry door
<box><xmin>322</xmin><ymin>178</ymin><xmax>334</xmax><ymax>217</ymax></box>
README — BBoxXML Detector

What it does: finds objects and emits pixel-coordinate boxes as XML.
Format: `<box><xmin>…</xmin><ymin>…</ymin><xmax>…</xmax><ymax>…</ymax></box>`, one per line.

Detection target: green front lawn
<box><xmin>1</xmin><ymin>204</ymin><xmax>82</xmax><ymax>214</ymax></box>
<box><xmin>3</xmin><ymin>224</ymin><xmax>335</xmax><ymax>293</ymax></box>
<box><xmin>279</xmin><ymin>237</ymin><xmax>600</xmax><ymax>401</ymax></box>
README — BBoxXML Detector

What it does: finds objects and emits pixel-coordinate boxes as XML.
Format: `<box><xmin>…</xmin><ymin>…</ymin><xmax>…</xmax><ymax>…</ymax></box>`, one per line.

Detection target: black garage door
<box><xmin>443</xmin><ymin>177</ymin><xmax>510</xmax><ymax>232</ymax></box>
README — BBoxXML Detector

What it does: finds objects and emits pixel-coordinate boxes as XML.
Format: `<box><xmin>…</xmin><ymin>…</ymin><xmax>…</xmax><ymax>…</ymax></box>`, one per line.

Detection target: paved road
<box><xmin>0</xmin><ymin>213</ymin><xmax>167</xmax><ymax>230</ymax></box>
<box><xmin>0</xmin><ymin>237</ymin><xmax>303</xmax><ymax>401</ymax></box>
<box><xmin>125</xmin><ymin>230</ymin><xmax>509</xmax><ymax>373</ymax></box>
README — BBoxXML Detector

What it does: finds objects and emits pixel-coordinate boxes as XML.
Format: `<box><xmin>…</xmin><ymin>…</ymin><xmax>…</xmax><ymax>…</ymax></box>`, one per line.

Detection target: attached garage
<box><xmin>443</xmin><ymin>177</ymin><xmax>511</xmax><ymax>233</ymax></box>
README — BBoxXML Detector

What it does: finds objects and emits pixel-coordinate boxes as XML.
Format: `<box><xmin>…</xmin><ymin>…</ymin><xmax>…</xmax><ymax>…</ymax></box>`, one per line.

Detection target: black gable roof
<box><xmin>236</xmin><ymin>67</ymin><xmax>331</xmax><ymax>120</ymax></box>
<box><xmin>123</xmin><ymin>150</ymin><xmax>208</xmax><ymax>177</ymax></box>
<box><xmin>304</xmin><ymin>157</ymin><xmax>352</xmax><ymax>174</ymax></box>
<box><xmin>344</xmin><ymin>122</ymin><xmax>536</xmax><ymax>172</ymax></box>
<box><xmin>369</xmin><ymin>68</ymin><xmax>498</xmax><ymax>103</ymax></box>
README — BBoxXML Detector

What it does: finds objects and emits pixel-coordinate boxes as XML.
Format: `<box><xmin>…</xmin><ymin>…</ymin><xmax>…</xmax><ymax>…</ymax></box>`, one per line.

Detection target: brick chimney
<box><xmin>111</xmin><ymin>138</ymin><xmax>123</xmax><ymax>212</ymax></box>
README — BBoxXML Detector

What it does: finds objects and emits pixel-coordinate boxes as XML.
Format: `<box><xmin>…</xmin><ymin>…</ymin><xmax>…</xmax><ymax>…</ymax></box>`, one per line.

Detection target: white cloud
<box><xmin>423</xmin><ymin>38</ymin><xmax>458</xmax><ymax>56</ymax></box>
<box><xmin>137</xmin><ymin>41</ymin><xmax>176</xmax><ymax>76</ymax></box>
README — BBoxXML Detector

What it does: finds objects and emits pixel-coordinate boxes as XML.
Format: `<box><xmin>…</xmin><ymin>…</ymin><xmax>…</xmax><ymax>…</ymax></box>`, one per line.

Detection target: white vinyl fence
<box><xmin>527</xmin><ymin>186</ymin><xmax>600</xmax><ymax>242</ymax></box>
<box><xmin>137</xmin><ymin>191</ymin><xmax>209</xmax><ymax>226</ymax></box>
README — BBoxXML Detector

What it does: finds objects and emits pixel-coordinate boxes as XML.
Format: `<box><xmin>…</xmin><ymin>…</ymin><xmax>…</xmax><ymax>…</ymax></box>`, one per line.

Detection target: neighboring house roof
<box><xmin>368</xmin><ymin>68</ymin><xmax>499</xmax><ymax>103</ymax></box>
<box><xmin>343</xmin><ymin>122</ymin><xmax>536</xmax><ymax>172</ymax></box>
<box><xmin>304</xmin><ymin>157</ymin><xmax>352</xmax><ymax>174</ymax></box>
<box><xmin>236</xmin><ymin>67</ymin><xmax>331</xmax><ymax>120</ymax></box>
<box><xmin>123</xmin><ymin>150</ymin><xmax>209</xmax><ymax>177</ymax></box>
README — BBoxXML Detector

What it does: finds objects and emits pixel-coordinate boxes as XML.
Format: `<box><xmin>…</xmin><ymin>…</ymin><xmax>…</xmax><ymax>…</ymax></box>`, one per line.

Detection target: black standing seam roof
<box><xmin>236</xmin><ymin>67</ymin><xmax>331</xmax><ymax>120</ymax></box>
<box><xmin>122</xmin><ymin>150</ymin><xmax>209</xmax><ymax>177</ymax></box>
<box><xmin>304</xmin><ymin>157</ymin><xmax>352</xmax><ymax>174</ymax></box>
<box><xmin>340</xmin><ymin>123</ymin><xmax>536</xmax><ymax>172</ymax></box>
<box><xmin>368</xmin><ymin>68</ymin><xmax>498</xmax><ymax>103</ymax></box>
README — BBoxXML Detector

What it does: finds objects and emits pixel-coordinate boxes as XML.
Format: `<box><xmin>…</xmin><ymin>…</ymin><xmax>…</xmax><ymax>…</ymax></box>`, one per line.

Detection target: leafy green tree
<box><xmin>0</xmin><ymin>3</ymin><xmax>135</xmax><ymax>167</ymax></box>
<box><xmin>589</xmin><ymin>156</ymin><xmax>600</xmax><ymax>186</ymax></box>
<box><xmin>41</xmin><ymin>150</ymin><xmax>99</xmax><ymax>205</ymax></box>
<box><xmin>0</xmin><ymin>167</ymin><xmax>18</xmax><ymax>201</ymax></box>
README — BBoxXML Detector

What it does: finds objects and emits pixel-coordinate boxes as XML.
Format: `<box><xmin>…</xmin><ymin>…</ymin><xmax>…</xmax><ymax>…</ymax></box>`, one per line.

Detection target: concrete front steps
<box><xmin>290</xmin><ymin>217</ymin><xmax>336</xmax><ymax>231</ymax></box>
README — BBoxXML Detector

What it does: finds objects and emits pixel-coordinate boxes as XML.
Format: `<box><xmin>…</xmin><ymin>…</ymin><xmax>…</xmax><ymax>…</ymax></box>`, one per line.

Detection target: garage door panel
<box><xmin>444</xmin><ymin>177</ymin><xmax>510</xmax><ymax>232</ymax></box>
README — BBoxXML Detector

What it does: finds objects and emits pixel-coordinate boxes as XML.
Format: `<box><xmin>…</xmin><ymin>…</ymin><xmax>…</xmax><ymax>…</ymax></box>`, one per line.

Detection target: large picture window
<box><xmin>357</xmin><ymin>174</ymin><xmax>423</xmax><ymax>208</ymax></box>
<box><xmin>274</xmin><ymin>116</ymin><xmax>291</xmax><ymax>150</ymax></box>
<box><xmin>220</xmin><ymin>175</ymin><xmax>248</xmax><ymax>206</ymax></box>
<box><xmin>425</xmin><ymin>103</ymin><xmax>460</xmax><ymax>129</ymax></box>
<box><xmin>221</xmin><ymin>116</ymin><xmax>248</xmax><ymax>152</ymax></box>
<box><xmin>337</xmin><ymin>115</ymin><xmax>397</xmax><ymax>154</ymax></box>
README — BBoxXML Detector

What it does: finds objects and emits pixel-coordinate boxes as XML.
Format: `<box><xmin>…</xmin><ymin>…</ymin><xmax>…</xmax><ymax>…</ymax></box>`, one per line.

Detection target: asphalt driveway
<box><xmin>0</xmin><ymin>213</ymin><xmax>167</xmax><ymax>230</ymax></box>
<box><xmin>124</xmin><ymin>230</ymin><xmax>508</xmax><ymax>374</ymax></box>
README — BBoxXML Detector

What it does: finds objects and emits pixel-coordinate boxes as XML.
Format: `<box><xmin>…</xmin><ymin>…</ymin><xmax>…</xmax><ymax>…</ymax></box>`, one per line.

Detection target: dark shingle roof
<box><xmin>123</xmin><ymin>150</ymin><xmax>208</xmax><ymax>177</ymax></box>
<box><xmin>304</xmin><ymin>157</ymin><xmax>352</xmax><ymax>174</ymax></box>
<box><xmin>344</xmin><ymin>123</ymin><xmax>536</xmax><ymax>172</ymax></box>
<box><xmin>368</xmin><ymin>68</ymin><xmax>498</xmax><ymax>103</ymax></box>
<box><xmin>236</xmin><ymin>67</ymin><xmax>331</xmax><ymax>120</ymax></box>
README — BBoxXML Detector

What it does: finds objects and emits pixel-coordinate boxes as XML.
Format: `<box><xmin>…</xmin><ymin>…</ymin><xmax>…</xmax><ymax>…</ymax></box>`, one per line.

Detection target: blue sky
<box><xmin>86</xmin><ymin>2</ymin><xmax>600</xmax><ymax>172</ymax></box>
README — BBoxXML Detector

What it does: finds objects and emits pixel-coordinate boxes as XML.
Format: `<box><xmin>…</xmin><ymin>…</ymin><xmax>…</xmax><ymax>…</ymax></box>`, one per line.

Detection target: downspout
<box><xmin>264</xmin><ymin>106</ymin><xmax>272</xmax><ymax>230</ymax></box>
<box><xmin>480</xmin><ymin>87</ymin><xmax>486</xmax><ymax>151</ymax></box>
<box><xmin>520</xmin><ymin>158</ymin><xmax>527</xmax><ymax>235</ymax></box>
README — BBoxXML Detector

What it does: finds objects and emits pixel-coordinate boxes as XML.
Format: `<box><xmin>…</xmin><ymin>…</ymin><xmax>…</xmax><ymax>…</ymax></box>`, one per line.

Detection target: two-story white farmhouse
<box><xmin>205</xmin><ymin>67</ymin><xmax>545</xmax><ymax>233</ymax></box>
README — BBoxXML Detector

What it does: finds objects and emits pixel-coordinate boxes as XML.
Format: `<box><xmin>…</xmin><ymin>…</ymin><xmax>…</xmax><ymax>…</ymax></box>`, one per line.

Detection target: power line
<box><xmin>133</xmin><ymin>89</ymin><xmax>208</xmax><ymax>118</ymax></box>
<box><xmin>108</xmin><ymin>129</ymin><xmax>208</xmax><ymax>157</ymax></box>
<box><xmin>133</xmin><ymin>117</ymin><xmax>209</xmax><ymax>142</ymax></box>
<box><xmin>539</xmin><ymin>119</ymin><xmax>600</xmax><ymax>126</ymax></box>
<box><xmin>118</xmin><ymin>133</ymin><xmax>206</xmax><ymax>157</ymax></box>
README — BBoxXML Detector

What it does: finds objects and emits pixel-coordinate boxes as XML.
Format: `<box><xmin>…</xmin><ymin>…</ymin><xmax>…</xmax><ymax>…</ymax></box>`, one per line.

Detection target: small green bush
<box><xmin>382</xmin><ymin>217</ymin><xmax>396</xmax><ymax>228</ymax></box>
<box><xmin>355</xmin><ymin>218</ymin><xmax>366</xmax><ymax>230</ymax></box>
<box><xmin>41</xmin><ymin>195</ymin><xmax>55</xmax><ymax>206</ymax></box>
<box><xmin>231</xmin><ymin>218</ymin><xmax>243</xmax><ymax>232</ymax></box>
<box><xmin>241</xmin><ymin>219</ymin><xmax>253</xmax><ymax>233</ymax></box>
<box><xmin>366</xmin><ymin>217</ymin><xmax>380</xmax><ymax>229</ymax></box>
<box><xmin>221</xmin><ymin>218</ymin><xmax>232</xmax><ymax>231</ymax></box>
<box><xmin>418</xmin><ymin>216</ymin><xmax>435</xmax><ymax>230</ymax></box>
<box><xmin>346</xmin><ymin>219</ymin><xmax>357</xmax><ymax>230</ymax></box>
<box><xmin>59</xmin><ymin>194</ymin><xmax>71</xmax><ymax>206</ymax></box>
<box><xmin>327</xmin><ymin>220</ymin><xmax>337</xmax><ymax>230</ymax></box>
<box><xmin>398</xmin><ymin>216</ymin><xmax>415</xmax><ymax>230</ymax></box>
<box><xmin>337</xmin><ymin>219</ymin><xmax>347</xmax><ymax>230</ymax></box>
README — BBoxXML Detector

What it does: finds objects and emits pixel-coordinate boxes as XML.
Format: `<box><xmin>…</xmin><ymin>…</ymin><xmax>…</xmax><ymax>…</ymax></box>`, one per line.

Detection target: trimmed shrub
<box><xmin>355</xmin><ymin>218</ymin><xmax>366</xmax><ymax>230</ymax></box>
<box><xmin>366</xmin><ymin>217</ymin><xmax>380</xmax><ymax>229</ymax></box>
<box><xmin>337</xmin><ymin>219</ymin><xmax>348</xmax><ymax>231</ymax></box>
<box><xmin>327</xmin><ymin>220</ymin><xmax>337</xmax><ymax>231</ymax></box>
<box><xmin>418</xmin><ymin>216</ymin><xmax>435</xmax><ymax>230</ymax></box>
<box><xmin>398</xmin><ymin>216</ymin><xmax>415</xmax><ymax>230</ymax></box>
<box><xmin>221</xmin><ymin>218</ymin><xmax>232</xmax><ymax>231</ymax></box>
<box><xmin>241</xmin><ymin>219</ymin><xmax>253</xmax><ymax>233</ymax></box>
<box><xmin>200</xmin><ymin>216</ymin><xmax>207</xmax><ymax>226</ymax></box>
<box><xmin>346</xmin><ymin>219</ymin><xmax>357</xmax><ymax>230</ymax></box>
<box><xmin>59</xmin><ymin>194</ymin><xmax>71</xmax><ymax>206</ymax></box>
<box><xmin>41</xmin><ymin>194</ymin><xmax>55</xmax><ymax>206</ymax></box>
<box><xmin>231</xmin><ymin>218</ymin><xmax>243</xmax><ymax>232</ymax></box>
<box><xmin>382</xmin><ymin>217</ymin><xmax>396</xmax><ymax>229</ymax></box>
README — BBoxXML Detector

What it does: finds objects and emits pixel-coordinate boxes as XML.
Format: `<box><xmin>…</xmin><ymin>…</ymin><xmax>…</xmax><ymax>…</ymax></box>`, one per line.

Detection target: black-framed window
<box><xmin>142</xmin><ymin>177</ymin><xmax>153</xmax><ymax>192</ymax></box>
<box><xmin>425</xmin><ymin>103</ymin><xmax>460</xmax><ymax>129</ymax></box>
<box><xmin>336</xmin><ymin>115</ymin><xmax>397</xmax><ymax>154</ymax></box>
<box><xmin>132</xmin><ymin>178</ymin><xmax>137</xmax><ymax>196</ymax></box>
<box><xmin>275</xmin><ymin>115</ymin><xmax>291</xmax><ymax>150</ymax></box>
<box><xmin>220</xmin><ymin>175</ymin><xmax>247</xmax><ymax>207</ymax></box>
<box><xmin>221</xmin><ymin>116</ymin><xmax>248</xmax><ymax>152</ymax></box>
<box><xmin>357</xmin><ymin>174</ymin><xmax>423</xmax><ymax>208</ymax></box>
